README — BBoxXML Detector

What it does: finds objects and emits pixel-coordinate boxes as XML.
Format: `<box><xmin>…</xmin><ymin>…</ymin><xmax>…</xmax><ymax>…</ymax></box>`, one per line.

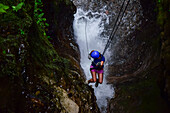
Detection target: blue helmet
<box><xmin>91</xmin><ymin>51</ymin><xmax>100</xmax><ymax>59</ymax></box>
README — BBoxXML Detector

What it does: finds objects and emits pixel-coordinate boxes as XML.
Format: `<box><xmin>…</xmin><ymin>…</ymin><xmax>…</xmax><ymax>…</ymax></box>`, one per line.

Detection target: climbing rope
<box><xmin>102</xmin><ymin>0</ymin><xmax>130</xmax><ymax>55</ymax></box>
<box><xmin>85</xmin><ymin>19</ymin><xmax>96</xmax><ymax>64</ymax></box>
<box><xmin>85</xmin><ymin>19</ymin><xmax>90</xmax><ymax>53</ymax></box>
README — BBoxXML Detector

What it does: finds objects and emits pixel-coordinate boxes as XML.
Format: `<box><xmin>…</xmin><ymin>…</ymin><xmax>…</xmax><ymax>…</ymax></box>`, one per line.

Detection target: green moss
<box><xmin>0</xmin><ymin>0</ymin><xmax>71</xmax><ymax>111</ymax></box>
<box><xmin>0</xmin><ymin>0</ymin><xmax>100</xmax><ymax>112</ymax></box>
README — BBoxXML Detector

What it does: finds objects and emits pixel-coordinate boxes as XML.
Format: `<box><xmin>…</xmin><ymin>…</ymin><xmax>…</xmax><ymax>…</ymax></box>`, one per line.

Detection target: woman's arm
<box><xmin>100</xmin><ymin>55</ymin><xmax>105</xmax><ymax>66</ymax></box>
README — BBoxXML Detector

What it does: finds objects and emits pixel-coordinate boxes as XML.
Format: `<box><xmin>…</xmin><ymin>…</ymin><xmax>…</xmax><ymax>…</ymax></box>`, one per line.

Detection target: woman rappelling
<box><xmin>87</xmin><ymin>50</ymin><xmax>105</xmax><ymax>87</ymax></box>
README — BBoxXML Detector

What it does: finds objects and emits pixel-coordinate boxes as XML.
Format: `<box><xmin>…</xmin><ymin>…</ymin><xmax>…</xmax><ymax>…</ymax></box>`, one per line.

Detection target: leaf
<box><xmin>0</xmin><ymin>9</ymin><xmax>6</xmax><ymax>13</ymax></box>
<box><xmin>42</xmin><ymin>18</ymin><xmax>46</xmax><ymax>21</ymax></box>
<box><xmin>12</xmin><ymin>6</ymin><xmax>16</xmax><ymax>9</ymax></box>
<box><xmin>0</xmin><ymin>4</ymin><xmax>9</xmax><ymax>9</ymax></box>
<box><xmin>3</xmin><ymin>50</ymin><xmax>6</xmax><ymax>54</ymax></box>
<box><xmin>3</xmin><ymin>6</ymin><xmax>9</xmax><ymax>10</ymax></box>
<box><xmin>47</xmin><ymin>36</ymin><xmax>51</xmax><ymax>39</ymax></box>
<box><xmin>0</xmin><ymin>3</ymin><xmax>9</xmax><ymax>14</ymax></box>
<box><xmin>39</xmin><ymin>23</ymin><xmax>43</xmax><ymax>26</ymax></box>
<box><xmin>38</xmin><ymin>13</ymin><xmax>44</xmax><ymax>18</ymax></box>
<box><xmin>12</xmin><ymin>2</ymin><xmax>24</xmax><ymax>12</ymax></box>
<box><xmin>19</xmin><ymin>29</ymin><xmax>25</xmax><ymax>35</ymax></box>
<box><xmin>44</xmin><ymin>32</ymin><xmax>46</xmax><ymax>36</ymax></box>
<box><xmin>37</xmin><ymin>20</ymin><xmax>40</xmax><ymax>24</ymax></box>
<box><xmin>35</xmin><ymin>2</ymin><xmax>38</xmax><ymax>5</ymax></box>
<box><xmin>21</xmin><ymin>30</ymin><xmax>25</xmax><ymax>35</ymax></box>
<box><xmin>38</xmin><ymin>8</ymin><xmax>43</xmax><ymax>12</ymax></box>
<box><xmin>45</xmin><ymin>23</ymin><xmax>49</xmax><ymax>27</ymax></box>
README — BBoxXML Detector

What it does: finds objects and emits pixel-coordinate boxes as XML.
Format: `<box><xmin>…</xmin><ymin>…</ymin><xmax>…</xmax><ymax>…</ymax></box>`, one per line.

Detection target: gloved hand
<box><xmin>96</xmin><ymin>65</ymin><xmax>103</xmax><ymax>70</ymax></box>
<box><xmin>96</xmin><ymin>62</ymin><xmax>101</xmax><ymax>66</ymax></box>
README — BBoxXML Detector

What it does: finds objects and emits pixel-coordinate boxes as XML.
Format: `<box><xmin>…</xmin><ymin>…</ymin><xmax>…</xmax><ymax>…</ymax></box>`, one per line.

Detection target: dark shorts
<box><xmin>90</xmin><ymin>65</ymin><xmax>104</xmax><ymax>73</ymax></box>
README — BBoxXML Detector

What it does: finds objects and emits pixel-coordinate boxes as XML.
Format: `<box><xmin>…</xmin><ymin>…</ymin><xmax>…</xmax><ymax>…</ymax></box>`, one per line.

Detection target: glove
<box><xmin>96</xmin><ymin>62</ymin><xmax>101</xmax><ymax>66</ymax></box>
<box><xmin>96</xmin><ymin>65</ymin><xmax>103</xmax><ymax>70</ymax></box>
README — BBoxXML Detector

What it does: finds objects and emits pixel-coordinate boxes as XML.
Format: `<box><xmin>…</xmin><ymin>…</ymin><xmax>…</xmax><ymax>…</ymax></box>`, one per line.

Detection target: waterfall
<box><xmin>73</xmin><ymin>0</ymin><xmax>143</xmax><ymax>112</ymax></box>
<box><xmin>73</xmin><ymin>7</ymin><xmax>114</xmax><ymax>112</ymax></box>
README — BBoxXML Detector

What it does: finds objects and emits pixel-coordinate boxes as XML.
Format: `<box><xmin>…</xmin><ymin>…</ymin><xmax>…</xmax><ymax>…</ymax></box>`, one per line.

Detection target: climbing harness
<box><xmin>102</xmin><ymin>0</ymin><xmax>130</xmax><ymax>55</ymax></box>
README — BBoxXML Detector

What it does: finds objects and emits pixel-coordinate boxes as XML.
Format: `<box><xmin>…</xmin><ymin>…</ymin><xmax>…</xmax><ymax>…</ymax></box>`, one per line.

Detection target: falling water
<box><xmin>73</xmin><ymin>0</ymin><xmax>143</xmax><ymax>112</ymax></box>
<box><xmin>73</xmin><ymin>7</ymin><xmax>114</xmax><ymax>112</ymax></box>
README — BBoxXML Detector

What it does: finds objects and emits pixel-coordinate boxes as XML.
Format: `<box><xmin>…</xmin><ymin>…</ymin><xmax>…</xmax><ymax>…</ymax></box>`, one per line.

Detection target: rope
<box><xmin>85</xmin><ymin>19</ymin><xmax>89</xmax><ymax>53</ymax></box>
<box><xmin>102</xmin><ymin>0</ymin><xmax>126</xmax><ymax>55</ymax></box>
<box><xmin>102</xmin><ymin>0</ymin><xmax>130</xmax><ymax>55</ymax></box>
<box><xmin>84</xmin><ymin>19</ymin><xmax>97</xmax><ymax>65</ymax></box>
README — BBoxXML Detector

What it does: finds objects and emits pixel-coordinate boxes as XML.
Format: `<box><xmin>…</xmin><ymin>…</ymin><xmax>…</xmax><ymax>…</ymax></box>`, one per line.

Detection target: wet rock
<box><xmin>0</xmin><ymin>0</ymin><xmax>100</xmax><ymax>112</ymax></box>
<box><xmin>107</xmin><ymin>0</ymin><xmax>170</xmax><ymax>112</ymax></box>
<box><xmin>43</xmin><ymin>0</ymin><xmax>85</xmax><ymax>79</ymax></box>
<box><xmin>57</xmin><ymin>87</ymin><xmax>79</xmax><ymax>113</ymax></box>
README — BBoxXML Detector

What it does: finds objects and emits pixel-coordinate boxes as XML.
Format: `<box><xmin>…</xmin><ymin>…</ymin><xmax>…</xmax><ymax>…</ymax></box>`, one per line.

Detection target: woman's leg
<box><xmin>98</xmin><ymin>73</ymin><xmax>103</xmax><ymax>84</ymax></box>
<box><xmin>88</xmin><ymin>71</ymin><xmax>97</xmax><ymax>83</ymax></box>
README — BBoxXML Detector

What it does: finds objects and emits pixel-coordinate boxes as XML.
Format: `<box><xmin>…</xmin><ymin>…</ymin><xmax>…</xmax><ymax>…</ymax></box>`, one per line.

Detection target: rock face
<box><xmin>43</xmin><ymin>0</ymin><xmax>85</xmax><ymax>78</ymax></box>
<box><xmin>58</xmin><ymin>87</ymin><xmax>79</xmax><ymax>113</ymax></box>
<box><xmin>157</xmin><ymin>0</ymin><xmax>170</xmax><ymax>106</ymax></box>
<box><xmin>42</xmin><ymin>76</ymin><xmax>79</xmax><ymax>113</ymax></box>
<box><xmin>0</xmin><ymin>0</ymin><xmax>100</xmax><ymax>112</ymax></box>
<box><xmin>107</xmin><ymin>0</ymin><xmax>170</xmax><ymax>112</ymax></box>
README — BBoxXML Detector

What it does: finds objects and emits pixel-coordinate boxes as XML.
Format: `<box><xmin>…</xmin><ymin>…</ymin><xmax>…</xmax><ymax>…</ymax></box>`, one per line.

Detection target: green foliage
<box><xmin>45</xmin><ymin>23</ymin><xmax>49</xmax><ymax>27</ymax></box>
<box><xmin>157</xmin><ymin>6</ymin><xmax>166</xmax><ymax>25</ymax></box>
<box><xmin>38</xmin><ymin>12</ymin><xmax>44</xmax><ymax>18</ymax></box>
<box><xmin>19</xmin><ymin>28</ymin><xmax>25</xmax><ymax>35</ymax></box>
<box><xmin>0</xmin><ymin>0</ymin><xmax>81</xmax><ymax>112</ymax></box>
<box><xmin>156</xmin><ymin>0</ymin><xmax>168</xmax><ymax>26</ymax></box>
<box><xmin>12</xmin><ymin>2</ymin><xmax>24</xmax><ymax>12</ymax></box>
<box><xmin>47</xmin><ymin>36</ymin><xmax>51</xmax><ymax>39</ymax></box>
<box><xmin>2</xmin><ymin>50</ymin><xmax>6</xmax><ymax>54</ymax></box>
<box><xmin>34</xmin><ymin>0</ymin><xmax>49</xmax><ymax>37</ymax></box>
<box><xmin>0</xmin><ymin>3</ymin><xmax>9</xmax><ymax>14</ymax></box>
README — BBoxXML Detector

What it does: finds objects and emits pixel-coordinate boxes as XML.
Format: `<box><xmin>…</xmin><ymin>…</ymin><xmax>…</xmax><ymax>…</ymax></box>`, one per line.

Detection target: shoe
<box><xmin>95</xmin><ymin>79</ymin><xmax>99</xmax><ymax>87</ymax></box>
